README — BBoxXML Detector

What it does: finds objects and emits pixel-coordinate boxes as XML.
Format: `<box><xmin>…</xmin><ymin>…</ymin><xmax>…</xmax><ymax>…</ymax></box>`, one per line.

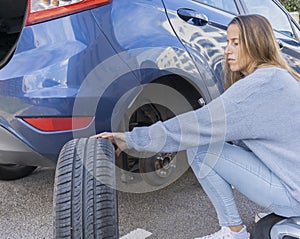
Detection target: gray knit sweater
<box><xmin>125</xmin><ymin>67</ymin><xmax>300</xmax><ymax>202</ymax></box>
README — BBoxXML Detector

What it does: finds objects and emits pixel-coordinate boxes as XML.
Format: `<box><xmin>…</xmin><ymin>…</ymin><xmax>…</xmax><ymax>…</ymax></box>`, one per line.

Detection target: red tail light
<box><xmin>26</xmin><ymin>0</ymin><xmax>112</xmax><ymax>25</ymax></box>
<box><xmin>22</xmin><ymin>117</ymin><xmax>93</xmax><ymax>132</ymax></box>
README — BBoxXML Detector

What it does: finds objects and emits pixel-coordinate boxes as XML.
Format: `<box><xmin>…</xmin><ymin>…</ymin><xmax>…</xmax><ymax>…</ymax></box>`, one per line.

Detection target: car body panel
<box><xmin>163</xmin><ymin>0</ymin><xmax>236</xmax><ymax>99</ymax></box>
<box><xmin>0</xmin><ymin>9</ymin><xmax>123</xmax><ymax>160</ymax></box>
<box><xmin>92</xmin><ymin>0</ymin><xmax>211</xmax><ymax>99</ymax></box>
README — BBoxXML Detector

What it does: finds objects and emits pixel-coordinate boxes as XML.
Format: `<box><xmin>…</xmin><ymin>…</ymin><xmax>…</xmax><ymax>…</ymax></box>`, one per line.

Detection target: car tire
<box><xmin>53</xmin><ymin>138</ymin><xmax>119</xmax><ymax>239</ymax></box>
<box><xmin>0</xmin><ymin>164</ymin><xmax>37</xmax><ymax>180</ymax></box>
<box><xmin>251</xmin><ymin>213</ymin><xmax>293</xmax><ymax>239</ymax></box>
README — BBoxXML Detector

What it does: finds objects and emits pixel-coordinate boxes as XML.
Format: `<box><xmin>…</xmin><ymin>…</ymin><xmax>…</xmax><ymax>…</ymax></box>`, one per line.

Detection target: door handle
<box><xmin>177</xmin><ymin>8</ymin><xmax>209</xmax><ymax>26</ymax></box>
<box><xmin>277</xmin><ymin>40</ymin><xmax>284</xmax><ymax>49</ymax></box>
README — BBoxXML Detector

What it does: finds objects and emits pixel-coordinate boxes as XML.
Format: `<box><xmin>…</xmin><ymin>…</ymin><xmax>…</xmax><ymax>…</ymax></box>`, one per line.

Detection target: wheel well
<box><xmin>123</xmin><ymin>74</ymin><xmax>204</xmax><ymax>131</ymax></box>
<box><xmin>153</xmin><ymin>74</ymin><xmax>203</xmax><ymax>111</ymax></box>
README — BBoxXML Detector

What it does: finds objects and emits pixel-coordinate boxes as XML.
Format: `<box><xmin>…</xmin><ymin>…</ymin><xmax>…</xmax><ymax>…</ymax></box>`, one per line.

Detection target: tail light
<box><xmin>22</xmin><ymin>117</ymin><xmax>94</xmax><ymax>132</ymax></box>
<box><xmin>26</xmin><ymin>0</ymin><xmax>112</xmax><ymax>25</ymax></box>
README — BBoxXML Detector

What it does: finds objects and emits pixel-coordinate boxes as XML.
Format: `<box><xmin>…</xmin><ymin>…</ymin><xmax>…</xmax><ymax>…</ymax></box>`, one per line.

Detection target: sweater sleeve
<box><xmin>125</xmin><ymin>93</ymin><xmax>252</xmax><ymax>153</ymax></box>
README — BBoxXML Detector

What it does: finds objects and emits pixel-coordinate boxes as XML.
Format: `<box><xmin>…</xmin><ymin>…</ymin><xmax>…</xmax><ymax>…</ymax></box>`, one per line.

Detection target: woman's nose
<box><xmin>225</xmin><ymin>44</ymin><xmax>231</xmax><ymax>54</ymax></box>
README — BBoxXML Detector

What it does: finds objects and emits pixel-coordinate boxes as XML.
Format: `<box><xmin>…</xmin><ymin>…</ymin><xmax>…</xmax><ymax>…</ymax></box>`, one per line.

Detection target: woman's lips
<box><xmin>227</xmin><ymin>58</ymin><xmax>235</xmax><ymax>64</ymax></box>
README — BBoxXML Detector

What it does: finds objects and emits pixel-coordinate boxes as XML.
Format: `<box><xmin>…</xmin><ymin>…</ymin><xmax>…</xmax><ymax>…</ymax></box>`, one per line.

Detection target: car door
<box><xmin>162</xmin><ymin>0</ymin><xmax>239</xmax><ymax>100</ymax></box>
<box><xmin>163</xmin><ymin>0</ymin><xmax>300</xmax><ymax>101</ymax></box>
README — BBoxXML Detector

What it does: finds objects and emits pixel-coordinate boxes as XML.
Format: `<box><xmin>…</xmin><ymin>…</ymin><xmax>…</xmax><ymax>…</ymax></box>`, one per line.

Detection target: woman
<box><xmin>93</xmin><ymin>15</ymin><xmax>300</xmax><ymax>239</ymax></box>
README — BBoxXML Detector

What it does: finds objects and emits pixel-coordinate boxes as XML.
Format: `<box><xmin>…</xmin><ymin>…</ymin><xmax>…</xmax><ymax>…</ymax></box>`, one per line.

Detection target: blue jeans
<box><xmin>188</xmin><ymin>143</ymin><xmax>300</xmax><ymax>226</ymax></box>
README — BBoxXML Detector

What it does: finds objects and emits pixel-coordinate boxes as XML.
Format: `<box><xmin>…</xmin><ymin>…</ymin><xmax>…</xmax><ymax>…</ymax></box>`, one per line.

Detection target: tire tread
<box><xmin>53</xmin><ymin>138</ymin><xmax>118</xmax><ymax>239</ymax></box>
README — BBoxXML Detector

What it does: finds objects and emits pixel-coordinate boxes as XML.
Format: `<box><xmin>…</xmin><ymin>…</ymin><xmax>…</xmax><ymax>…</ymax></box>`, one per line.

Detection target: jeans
<box><xmin>188</xmin><ymin>143</ymin><xmax>300</xmax><ymax>226</ymax></box>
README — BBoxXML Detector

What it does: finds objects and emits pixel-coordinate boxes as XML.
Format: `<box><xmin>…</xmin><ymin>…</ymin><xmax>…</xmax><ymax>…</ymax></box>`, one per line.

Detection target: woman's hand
<box><xmin>91</xmin><ymin>132</ymin><xmax>127</xmax><ymax>156</ymax></box>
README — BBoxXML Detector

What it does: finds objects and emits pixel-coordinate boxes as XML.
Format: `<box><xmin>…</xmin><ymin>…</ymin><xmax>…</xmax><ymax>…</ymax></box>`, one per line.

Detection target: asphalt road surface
<box><xmin>0</xmin><ymin>167</ymin><xmax>266</xmax><ymax>239</ymax></box>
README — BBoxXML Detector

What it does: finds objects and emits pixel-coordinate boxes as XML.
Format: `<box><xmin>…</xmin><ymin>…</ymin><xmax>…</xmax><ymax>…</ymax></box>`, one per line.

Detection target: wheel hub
<box><xmin>153</xmin><ymin>153</ymin><xmax>176</xmax><ymax>178</ymax></box>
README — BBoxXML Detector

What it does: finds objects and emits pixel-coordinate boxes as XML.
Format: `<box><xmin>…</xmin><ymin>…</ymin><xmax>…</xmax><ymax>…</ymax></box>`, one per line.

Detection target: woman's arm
<box><xmin>124</xmin><ymin>96</ymin><xmax>229</xmax><ymax>153</ymax></box>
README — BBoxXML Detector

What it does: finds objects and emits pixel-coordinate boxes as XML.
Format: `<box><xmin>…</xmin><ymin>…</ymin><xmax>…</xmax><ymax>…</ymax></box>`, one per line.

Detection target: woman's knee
<box><xmin>187</xmin><ymin>147</ymin><xmax>217</xmax><ymax>180</ymax></box>
<box><xmin>187</xmin><ymin>146</ymin><xmax>208</xmax><ymax>168</ymax></box>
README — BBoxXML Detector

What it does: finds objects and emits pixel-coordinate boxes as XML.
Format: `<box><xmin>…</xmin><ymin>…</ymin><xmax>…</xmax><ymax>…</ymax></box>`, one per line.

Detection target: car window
<box><xmin>242</xmin><ymin>0</ymin><xmax>295</xmax><ymax>38</ymax></box>
<box><xmin>194</xmin><ymin>0</ymin><xmax>238</xmax><ymax>14</ymax></box>
<box><xmin>291</xmin><ymin>21</ymin><xmax>300</xmax><ymax>41</ymax></box>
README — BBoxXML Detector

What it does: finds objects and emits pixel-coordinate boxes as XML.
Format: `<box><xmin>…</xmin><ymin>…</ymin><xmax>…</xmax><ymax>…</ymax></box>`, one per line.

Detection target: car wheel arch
<box><xmin>113</xmin><ymin>74</ymin><xmax>206</xmax><ymax>130</ymax></box>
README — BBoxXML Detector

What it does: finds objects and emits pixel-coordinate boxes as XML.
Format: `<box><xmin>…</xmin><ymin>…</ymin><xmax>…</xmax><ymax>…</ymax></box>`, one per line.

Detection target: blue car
<box><xmin>0</xmin><ymin>0</ymin><xmax>299</xmax><ymax>182</ymax></box>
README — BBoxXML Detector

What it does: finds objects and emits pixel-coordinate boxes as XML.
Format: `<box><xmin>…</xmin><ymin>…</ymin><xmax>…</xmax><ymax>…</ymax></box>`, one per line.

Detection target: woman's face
<box><xmin>225</xmin><ymin>23</ymin><xmax>251</xmax><ymax>75</ymax></box>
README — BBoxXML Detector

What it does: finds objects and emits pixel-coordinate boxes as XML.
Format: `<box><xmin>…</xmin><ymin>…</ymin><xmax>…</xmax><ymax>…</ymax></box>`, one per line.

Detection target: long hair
<box><xmin>224</xmin><ymin>14</ymin><xmax>300</xmax><ymax>89</ymax></box>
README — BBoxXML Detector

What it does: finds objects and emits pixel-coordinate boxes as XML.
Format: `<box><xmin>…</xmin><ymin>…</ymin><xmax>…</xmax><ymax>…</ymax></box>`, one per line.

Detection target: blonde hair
<box><xmin>224</xmin><ymin>14</ymin><xmax>300</xmax><ymax>89</ymax></box>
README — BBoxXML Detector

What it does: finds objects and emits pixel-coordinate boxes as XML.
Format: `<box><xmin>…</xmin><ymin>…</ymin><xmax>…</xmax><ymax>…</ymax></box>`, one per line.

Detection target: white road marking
<box><xmin>120</xmin><ymin>228</ymin><xmax>152</xmax><ymax>239</ymax></box>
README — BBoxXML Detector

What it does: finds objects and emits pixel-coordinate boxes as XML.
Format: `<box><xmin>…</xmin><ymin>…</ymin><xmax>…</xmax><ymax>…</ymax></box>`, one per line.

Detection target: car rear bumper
<box><xmin>0</xmin><ymin>126</ymin><xmax>55</xmax><ymax>167</ymax></box>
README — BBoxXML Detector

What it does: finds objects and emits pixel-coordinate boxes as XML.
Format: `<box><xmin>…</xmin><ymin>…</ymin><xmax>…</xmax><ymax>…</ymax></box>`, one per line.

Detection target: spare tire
<box><xmin>251</xmin><ymin>213</ymin><xmax>285</xmax><ymax>239</ymax></box>
<box><xmin>53</xmin><ymin>138</ymin><xmax>118</xmax><ymax>239</ymax></box>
